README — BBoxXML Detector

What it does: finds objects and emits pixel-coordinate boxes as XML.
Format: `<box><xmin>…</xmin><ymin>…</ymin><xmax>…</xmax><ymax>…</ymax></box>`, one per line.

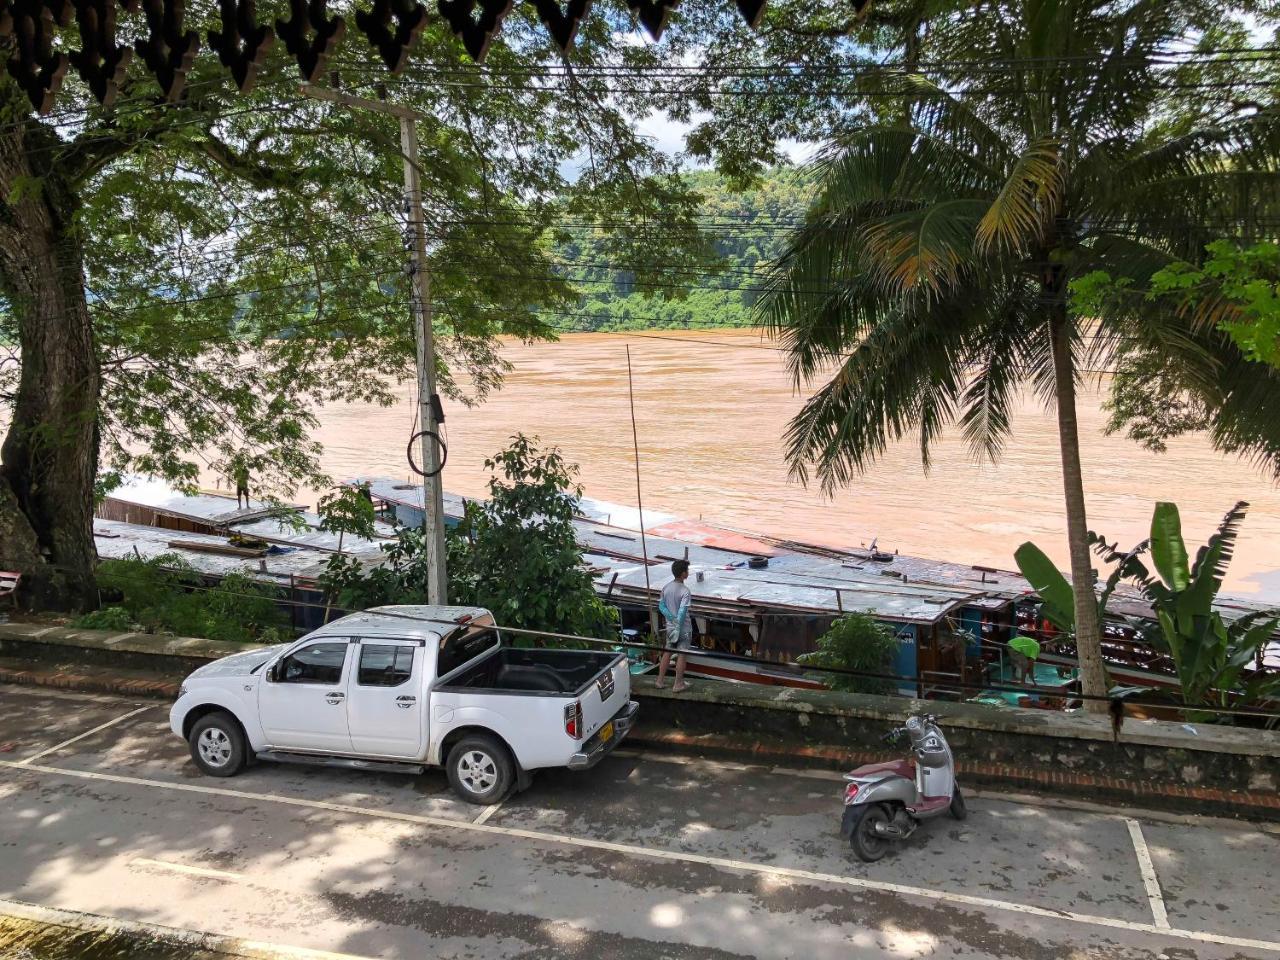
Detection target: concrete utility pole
<box><xmin>300</xmin><ymin>84</ymin><xmax>448</xmax><ymax>604</ymax></box>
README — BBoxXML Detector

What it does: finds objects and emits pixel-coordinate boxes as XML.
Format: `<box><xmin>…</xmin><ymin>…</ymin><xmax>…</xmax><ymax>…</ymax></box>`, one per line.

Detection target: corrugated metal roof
<box><xmin>115</xmin><ymin>474</ymin><xmax>1280</xmax><ymax>630</ymax></box>
<box><xmin>94</xmin><ymin>519</ymin><xmax>333</xmax><ymax>580</ymax></box>
<box><xmin>348</xmin><ymin>477</ymin><xmax>472</xmax><ymax>519</ymax></box>
<box><xmin>104</xmin><ymin>477</ymin><xmax>396</xmax><ymax>560</ymax></box>
<box><xmin>103</xmin><ymin>477</ymin><xmax>306</xmax><ymax>526</ymax></box>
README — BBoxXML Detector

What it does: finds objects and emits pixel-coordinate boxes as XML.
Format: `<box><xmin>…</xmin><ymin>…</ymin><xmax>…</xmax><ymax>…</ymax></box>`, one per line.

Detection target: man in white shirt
<box><xmin>656</xmin><ymin>559</ymin><xmax>693</xmax><ymax>692</ymax></box>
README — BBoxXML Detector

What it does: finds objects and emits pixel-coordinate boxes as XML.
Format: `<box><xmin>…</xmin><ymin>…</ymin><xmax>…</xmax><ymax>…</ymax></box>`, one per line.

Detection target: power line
<box><xmin>334</xmin><ymin>44</ymin><xmax>1280</xmax><ymax>77</ymax></box>
<box><xmin>10</xmin><ymin>45</ymin><xmax>1275</xmax><ymax>142</ymax></box>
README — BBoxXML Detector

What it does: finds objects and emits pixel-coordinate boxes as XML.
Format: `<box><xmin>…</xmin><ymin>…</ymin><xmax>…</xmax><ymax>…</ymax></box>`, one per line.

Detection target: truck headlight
<box><xmin>178</xmin><ymin>684</ymin><xmax>188</xmax><ymax>699</ymax></box>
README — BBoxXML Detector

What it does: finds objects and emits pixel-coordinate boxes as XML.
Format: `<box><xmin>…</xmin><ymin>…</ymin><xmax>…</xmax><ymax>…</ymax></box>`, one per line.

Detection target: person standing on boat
<box><xmin>656</xmin><ymin>559</ymin><xmax>693</xmax><ymax>692</ymax></box>
<box><xmin>232</xmin><ymin>456</ymin><xmax>251</xmax><ymax>510</ymax></box>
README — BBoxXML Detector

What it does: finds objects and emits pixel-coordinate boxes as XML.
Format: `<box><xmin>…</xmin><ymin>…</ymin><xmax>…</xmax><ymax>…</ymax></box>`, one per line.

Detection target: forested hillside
<box><xmin>547</xmin><ymin>169</ymin><xmax>813</xmax><ymax>331</ymax></box>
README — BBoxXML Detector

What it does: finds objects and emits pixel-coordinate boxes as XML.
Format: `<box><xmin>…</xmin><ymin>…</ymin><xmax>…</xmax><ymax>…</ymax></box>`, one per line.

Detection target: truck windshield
<box><xmin>437</xmin><ymin>627</ymin><xmax>501</xmax><ymax>679</ymax></box>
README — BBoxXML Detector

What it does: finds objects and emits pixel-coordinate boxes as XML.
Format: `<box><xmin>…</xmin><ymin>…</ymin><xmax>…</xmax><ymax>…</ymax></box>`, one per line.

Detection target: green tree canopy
<box><xmin>0</xmin><ymin>0</ymin><xmax>878</xmax><ymax>608</ymax></box>
<box><xmin>1074</xmin><ymin>240</ymin><xmax>1280</xmax><ymax>375</ymax></box>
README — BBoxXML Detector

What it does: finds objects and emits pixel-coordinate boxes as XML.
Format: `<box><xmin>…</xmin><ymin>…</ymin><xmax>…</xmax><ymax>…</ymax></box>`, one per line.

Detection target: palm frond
<box><xmin>781</xmin><ymin>298</ymin><xmax>979</xmax><ymax>489</ymax></box>
<box><xmin>858</xmin><ymin>199</ymin><xmax>989</xmax><ymax>297</ymax></box>
<box><xmin>958</xmin><ymin>287</ymin><xmax>1043</xmax><ymax>462</ymax></box>
<box><xmin>897</xmin><ymin>74</ymin><xmax>1018</xmax><ymax>169</ymax></box>
<box><xmin>976</xmin><ymin>137</ymin><xmax>1066</xmax><ymax>255</ymax></box>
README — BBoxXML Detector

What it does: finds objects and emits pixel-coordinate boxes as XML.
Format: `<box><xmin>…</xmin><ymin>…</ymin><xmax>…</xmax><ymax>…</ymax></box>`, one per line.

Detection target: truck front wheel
<box><xmin>189</xmin><ymin>712</ymin><xmax>247</xmax><ymax>777</ymax></box>
<box><xmin>446</xmin><ymin>735</ymin><xmax>513</xmax><ymax>805</ymax></box>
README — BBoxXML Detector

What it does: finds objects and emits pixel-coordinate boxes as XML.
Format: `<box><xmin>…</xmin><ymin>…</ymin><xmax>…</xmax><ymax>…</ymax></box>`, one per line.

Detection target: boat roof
<box><xmin>95</xmin><ymin>518</ymin><xmax>335</xmax><ymax>580</ymax></box>
<box><xmin>103</xmin><ymin>476</ymin><xmax>307</xmax><ymax>526</ymax></box>
<box><xmin>101</xmin><ymin>475</ymin><xmax>1280</xmax><ymax>631</ymax></box>
<box><xmin>101</xmin><ymin>476</ymin><xmax>395</xmax><ymax>560</ymax></box>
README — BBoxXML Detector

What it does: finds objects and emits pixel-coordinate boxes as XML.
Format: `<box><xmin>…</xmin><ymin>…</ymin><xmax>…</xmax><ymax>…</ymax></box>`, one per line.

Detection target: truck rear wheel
<box><xmin>446</xmin><ymin>734</ymin><xmax>513</xmax><ymax>805</ymax></box>
<box><xmin>189</xmin><ymin>712</ymin><xmax>247</xmax><ymax>778</ymax></box>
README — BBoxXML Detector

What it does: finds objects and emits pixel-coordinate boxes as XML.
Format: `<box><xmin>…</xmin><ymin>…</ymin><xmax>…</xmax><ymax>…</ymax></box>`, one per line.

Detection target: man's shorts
<box><xmin>665</xmin><ymin>627</ymin><xmax>692</xmax><ymax>652</ymax></box>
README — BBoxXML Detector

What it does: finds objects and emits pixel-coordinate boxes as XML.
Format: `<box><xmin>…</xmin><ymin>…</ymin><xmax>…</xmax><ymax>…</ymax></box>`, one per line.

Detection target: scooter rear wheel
<box><xmin>849</xmin><ymin>803</ymin><xmax>892</xmax><ymax>862</ymax></box>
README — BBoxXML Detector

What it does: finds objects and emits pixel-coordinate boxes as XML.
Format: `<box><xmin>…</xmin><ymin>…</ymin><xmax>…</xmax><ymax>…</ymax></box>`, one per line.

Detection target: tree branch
<box><xmin>198</xmin><ymin>131</ymin><xmax>295</xmax><ymax>191</ymax></box>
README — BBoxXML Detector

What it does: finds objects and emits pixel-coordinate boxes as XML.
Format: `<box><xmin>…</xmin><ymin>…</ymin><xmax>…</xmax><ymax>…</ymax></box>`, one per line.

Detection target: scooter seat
<box><xmin>853</xmin><ymin>758</ymin><xmax>916</xmax><ymax>780</ymax></box>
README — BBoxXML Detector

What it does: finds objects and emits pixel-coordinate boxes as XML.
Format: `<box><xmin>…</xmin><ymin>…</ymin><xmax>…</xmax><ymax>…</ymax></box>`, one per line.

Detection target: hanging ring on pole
<box><xmin>407</xmin><ymin>430</ymin><xmax>448</xmax><ymax>478</ymax></box>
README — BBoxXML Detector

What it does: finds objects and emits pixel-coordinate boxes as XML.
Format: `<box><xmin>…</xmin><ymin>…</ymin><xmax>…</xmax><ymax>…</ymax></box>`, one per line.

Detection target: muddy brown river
<box><xmin>298</xmin><ymin>329</ymin><xmax>1280</xmax><ymax>597</ymax></box>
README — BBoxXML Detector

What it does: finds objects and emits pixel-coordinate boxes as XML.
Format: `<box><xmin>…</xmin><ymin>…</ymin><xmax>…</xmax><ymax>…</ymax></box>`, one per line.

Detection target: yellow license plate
<box><xmin>598</xmin><ymin>721</ymin><xmax>614</xmax><ymax>743</ymax></box>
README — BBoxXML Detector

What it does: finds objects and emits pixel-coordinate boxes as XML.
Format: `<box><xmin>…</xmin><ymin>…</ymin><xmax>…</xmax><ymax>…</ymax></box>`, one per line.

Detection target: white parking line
<box><xmin>17</xmin><ymin>706</ymin><xmax>153</xmax><ymax>766</ymax></box>
<box><xmin>621</xmin><ymin>749</ymin><xmax>1280</xmax><ymax>833</ymax></box>
<box><xmin>3</xmin><ymin>758</ymin><xmax>1277</xmax><ymax>954</ymax></box>
<box><xmin>131</xmin><ymin>857</ymin><xmax>247</xmax><ymax>883</ymax></box>
<box><xmin>473</xmin><ymin>802</ymin><xmax>502</xmax><ymax>825</ymax></box>
<box><xmin>1126</xmin><ymin>818</ymin><xmax>1171</xmax><ymax>929</ymax></box>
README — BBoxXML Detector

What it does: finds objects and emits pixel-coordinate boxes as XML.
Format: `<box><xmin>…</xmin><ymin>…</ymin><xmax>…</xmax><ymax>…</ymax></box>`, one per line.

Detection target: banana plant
<box><xmin>1013</xmin><ymin>541</ymin><xmax>1130</xmax><ymax>634</ymax></box>
<box><xmin>1091</xmin><ymin>501</ymin><xmax>1280</xmax><ymax>713</ymax></box>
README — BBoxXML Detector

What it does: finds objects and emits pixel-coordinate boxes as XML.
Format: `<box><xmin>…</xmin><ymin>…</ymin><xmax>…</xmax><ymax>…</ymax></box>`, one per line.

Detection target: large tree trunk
<box><xmin>1048</xmin><ymin>311</ymin><xmax>1109</xmax><ymax>713</ymax></box>
<box><xmin>0</xmin><ymin>107</ymin><xmax>100</xmax><ymax>611</ymax></box>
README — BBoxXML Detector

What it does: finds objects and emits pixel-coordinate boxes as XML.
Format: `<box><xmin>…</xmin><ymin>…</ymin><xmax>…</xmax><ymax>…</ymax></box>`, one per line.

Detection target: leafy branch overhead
<box><xmin>1072</xmin><ymin>241</ymin><xmax>1280</xmax><ymax>371</ymax></box>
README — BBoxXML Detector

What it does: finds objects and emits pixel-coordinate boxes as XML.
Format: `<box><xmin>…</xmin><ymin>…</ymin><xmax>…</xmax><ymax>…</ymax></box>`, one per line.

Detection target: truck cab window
<box><xmin>277</xmin><ymin>642</ymin><xmax>347</xmax><ymax>684</ymax></box>
<box><xmin>358</xmin><ymin>644</ymin><xmax>414</xmax><ymax>687</ymax></box>
<box><xmin>437</xmin><ymin>628</ymin><xmax>500</xmax><ymax>679</ymax></box>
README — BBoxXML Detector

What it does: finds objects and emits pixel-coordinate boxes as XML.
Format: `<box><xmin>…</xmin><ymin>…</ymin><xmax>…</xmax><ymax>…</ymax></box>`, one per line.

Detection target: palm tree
<box><xmin>759</xmin><ymin>0</ymin><xmax>1280</xmax><ymax>709</ymax></box>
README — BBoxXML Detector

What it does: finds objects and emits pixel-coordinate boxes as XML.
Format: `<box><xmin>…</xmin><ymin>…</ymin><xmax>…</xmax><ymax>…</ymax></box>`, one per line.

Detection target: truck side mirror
<box><xmin>266</xmin><ymin>662</ymin><xmax>278</xmax><ymax>683</ymax></box>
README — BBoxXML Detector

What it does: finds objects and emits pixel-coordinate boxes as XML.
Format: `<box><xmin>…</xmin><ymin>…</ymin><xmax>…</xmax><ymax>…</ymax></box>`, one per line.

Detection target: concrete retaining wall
<box><xmin>632</xmin><ymin>676</ymin><xmax>1279</xmax><ymax>795</ymax></box>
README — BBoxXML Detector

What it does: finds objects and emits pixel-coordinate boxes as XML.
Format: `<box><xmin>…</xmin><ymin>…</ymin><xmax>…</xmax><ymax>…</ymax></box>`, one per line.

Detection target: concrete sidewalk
<box><xmin>1</xmin><ymin>899</ymin><xmax>374</xmax><ymax>960</ymax></box>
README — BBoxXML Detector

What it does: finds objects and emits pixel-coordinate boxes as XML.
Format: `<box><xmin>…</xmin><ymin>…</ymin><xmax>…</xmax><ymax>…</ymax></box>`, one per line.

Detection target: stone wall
<box><xmin>2</xmin><ymin>622</ymin><xmax>1276</xmax><ymax>801</ymax></box>
<box><xmin>632</xmin><ymin>677</ymin><xmax>1280</xmax><ymax>796</ymax></box>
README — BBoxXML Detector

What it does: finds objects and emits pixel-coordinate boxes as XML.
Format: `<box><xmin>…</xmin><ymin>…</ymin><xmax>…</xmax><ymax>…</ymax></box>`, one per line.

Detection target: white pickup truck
<box><xmin>169</xmin><ymin>605</ymin><xmax>638</xmax><ymax>804</ymax></box>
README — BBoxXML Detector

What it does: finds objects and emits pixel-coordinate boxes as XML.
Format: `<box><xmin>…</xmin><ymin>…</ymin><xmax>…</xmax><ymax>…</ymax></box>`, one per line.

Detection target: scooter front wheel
<box><xmin>848</xmin><ymin>803</ymin><xmax>892</xmax><ymax>863</ymax></box>
<box><xmin>949</xmin><ymin>787</ymin><xmax>968</xmax><ymax>821</ymax></box>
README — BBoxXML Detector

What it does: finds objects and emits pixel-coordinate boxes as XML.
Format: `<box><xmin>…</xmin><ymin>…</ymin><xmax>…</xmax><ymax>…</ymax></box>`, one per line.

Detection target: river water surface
<box><xmin>302</xmin><ymin>329</ymin><xmax>1280</xmax><ymax>597</ymax></box>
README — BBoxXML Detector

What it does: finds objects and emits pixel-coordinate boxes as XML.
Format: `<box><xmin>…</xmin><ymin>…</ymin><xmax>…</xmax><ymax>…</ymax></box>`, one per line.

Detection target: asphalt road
<box><xmin>1</xmin><ymin>685</ymin><xmax>1277</xmax><ymax>960</ymax></box>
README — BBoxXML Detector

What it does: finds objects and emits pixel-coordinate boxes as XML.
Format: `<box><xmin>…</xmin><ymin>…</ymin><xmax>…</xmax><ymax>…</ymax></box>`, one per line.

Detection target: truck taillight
<box><xmin>564</xmin><ymin>701</ymin><xmax>583</xmax><ymax>740</ymax></box>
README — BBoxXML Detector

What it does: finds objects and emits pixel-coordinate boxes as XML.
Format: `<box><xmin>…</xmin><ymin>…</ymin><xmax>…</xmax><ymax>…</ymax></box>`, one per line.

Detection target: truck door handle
<box><xmin>326</xmin><ymin>692</ymin><xmax>345</xmax><ymax>704</ymax></box>
<box><xmin>395</xmin><ymin>696</ymin><xmax>416</xmax><ymax>708</ymax></box>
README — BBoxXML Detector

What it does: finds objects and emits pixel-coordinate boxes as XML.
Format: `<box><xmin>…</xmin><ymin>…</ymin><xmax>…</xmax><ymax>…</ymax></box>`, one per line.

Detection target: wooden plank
<box><xmin>166</xmin><ymin>539</ymin><xmax>267</xmax><ymax>558</ymax></box>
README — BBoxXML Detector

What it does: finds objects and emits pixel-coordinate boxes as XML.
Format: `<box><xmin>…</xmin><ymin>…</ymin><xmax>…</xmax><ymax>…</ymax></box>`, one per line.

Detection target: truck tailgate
<box><xmin>578</xmin><ymin>654</ymin><xmax>630</xmax><ymax>741</ymax></box>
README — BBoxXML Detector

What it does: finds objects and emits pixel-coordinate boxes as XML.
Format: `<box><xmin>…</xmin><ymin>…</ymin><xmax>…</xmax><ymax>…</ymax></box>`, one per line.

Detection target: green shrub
<box><xmin>798</xmin><ymin>612</ymin><xmax>901</xmax><ymax>695</ymax></box>
<box><xmin>92</xmin><ymin>554</ymin><xmax>287</xmax><ymax>643</ymax></box>
<box><xmin>72</xmin><ymin>606</ymin><xmax>135</xmax><ymax>631</ymax></box>
<box><xmin>320</xmin><ymin>434</ymin><xmax>617</xmax><ymax>642</ymax></box>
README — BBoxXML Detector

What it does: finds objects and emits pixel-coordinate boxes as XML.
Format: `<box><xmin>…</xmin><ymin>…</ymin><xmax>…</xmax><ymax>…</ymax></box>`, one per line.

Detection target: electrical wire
<box><xmin>5</xmin><ymin>40</ymin><xmax>1276</xmax><ymax>140</ymax></box>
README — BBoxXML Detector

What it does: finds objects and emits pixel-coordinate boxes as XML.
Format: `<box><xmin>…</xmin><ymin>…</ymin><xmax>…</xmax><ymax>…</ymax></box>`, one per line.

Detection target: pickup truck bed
<box><xmin>440</xmin><ymin>648</ymin><xmax>621</xmax><ymax>695</ymax></box>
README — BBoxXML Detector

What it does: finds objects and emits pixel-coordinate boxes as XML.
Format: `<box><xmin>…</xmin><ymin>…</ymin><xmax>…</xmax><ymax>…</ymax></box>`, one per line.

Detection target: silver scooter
<box><xmin>840</xmin><ymin>714</ymin><xmax>967</xmax><ymax>861</ymax></box>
